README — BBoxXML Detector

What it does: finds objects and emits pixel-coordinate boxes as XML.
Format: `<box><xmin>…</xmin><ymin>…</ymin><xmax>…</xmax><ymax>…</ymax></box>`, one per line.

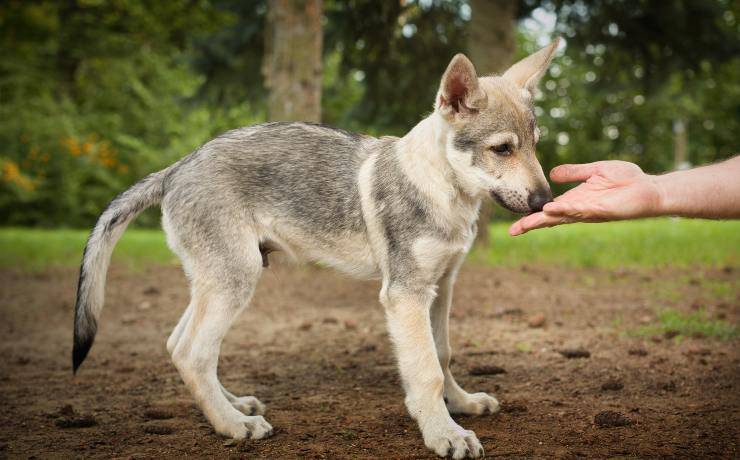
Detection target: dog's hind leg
<box><xmin>166</xmin><ymin>252</ymin><xmax>266</xmax><ymax>418</ymax></box>
<box><xmin>169</xmin><ymin>230</ymin><xmax>272</xmax><ymax>439</ymax></box>
<box><xmin>167</xmin><ymin>279</ymin><xmax>267</xmax><ymax>417</ymax></box>
<box><xmin>431</xmin><ymin>259</ymin><xmax>499</xmax><ymax>416</ymax></box>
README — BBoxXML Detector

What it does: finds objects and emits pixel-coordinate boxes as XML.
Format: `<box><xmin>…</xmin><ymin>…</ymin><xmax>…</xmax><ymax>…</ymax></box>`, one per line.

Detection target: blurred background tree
<box><xmin>1</xmin><ymin>0</ymin><xmax>737</xmax><ymax>229</ymax></box>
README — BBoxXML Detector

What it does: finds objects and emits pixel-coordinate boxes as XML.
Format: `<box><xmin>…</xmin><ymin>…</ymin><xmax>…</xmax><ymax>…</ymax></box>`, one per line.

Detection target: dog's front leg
<box><xmin>432</xmin><ymin>265</ymin><xmax>500</xmax><ymax>416</ymax></box>
<box><xmin>382</xmin><ymin>283</ymin><xmax>484</xmax><ymax>459</ymax></box>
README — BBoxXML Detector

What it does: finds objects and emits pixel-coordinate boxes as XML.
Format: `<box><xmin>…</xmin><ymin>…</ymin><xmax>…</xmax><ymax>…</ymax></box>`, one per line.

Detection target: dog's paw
<box><xmin>446</xmin><ymin>391</ymin><xmax>499</xmax><ymax>415</ymax></box>
<box><xmin>422</xmin><ymin>419</ymin><xmax>484</xmax><ymax>459</ymax></box>
<box><xmin>216</xmin><ymin>414</ymin><xmax>274</xmax><ymax>440</ymax></box>
<box><xmin>241</xmin><ymin>415</ymin><xmax>273</xmax><ymax>439</ymax></box>
<box><xmin>231</xmin><ymin>396</ymin><xmax>266</xmax><ymax>416</ymax></box>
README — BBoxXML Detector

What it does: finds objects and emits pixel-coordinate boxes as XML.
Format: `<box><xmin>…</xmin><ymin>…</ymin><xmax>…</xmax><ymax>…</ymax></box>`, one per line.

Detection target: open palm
<box><xmin>509</xmin><ymin>161</ymin><xmax>662</xmax><ymax>236</ymax></box>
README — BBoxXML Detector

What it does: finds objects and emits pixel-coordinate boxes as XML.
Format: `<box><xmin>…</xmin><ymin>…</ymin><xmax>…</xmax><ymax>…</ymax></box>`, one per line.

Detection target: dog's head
<box><xmin>435</xmin><ymin>39</ymin><xmax>560</xmax><ymax>213</ymax></box>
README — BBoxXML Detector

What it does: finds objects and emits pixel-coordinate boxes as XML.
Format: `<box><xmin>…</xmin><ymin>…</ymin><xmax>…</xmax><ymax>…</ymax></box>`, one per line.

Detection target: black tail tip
<box><xmin>72</xmin><ymin>336</ymin><xmax>94</xmax><ymax>374</ymax></box>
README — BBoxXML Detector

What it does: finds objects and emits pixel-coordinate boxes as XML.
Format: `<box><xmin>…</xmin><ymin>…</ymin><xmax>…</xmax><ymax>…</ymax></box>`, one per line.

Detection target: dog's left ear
<box><xmin>437</xmin><ymin>53</ymin><xmax>488</xmax><ymax>122</ymax></box>
<box><xmin>503</xmin><ymin>37</ymin><xmax>561</xmax><ymax>96</ymax></box>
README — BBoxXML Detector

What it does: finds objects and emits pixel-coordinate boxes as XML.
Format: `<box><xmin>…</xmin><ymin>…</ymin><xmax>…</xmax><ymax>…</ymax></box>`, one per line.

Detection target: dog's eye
<box><xmin>490</xmin><ymin>143</ymin><xmax>511</xmax><ymax>155</ymax></box>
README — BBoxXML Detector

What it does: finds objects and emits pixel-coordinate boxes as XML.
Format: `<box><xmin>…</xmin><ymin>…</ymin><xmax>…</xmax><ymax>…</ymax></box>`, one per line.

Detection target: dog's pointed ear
<box><xmin>437</xmin><ymin>53</ymin><xmax>487</xmax><ymax>121</ymax></box>
<box><xmin>503</xmin><ymin>37</ymin><xmax>560</xmax><ymax>95</ymax></box>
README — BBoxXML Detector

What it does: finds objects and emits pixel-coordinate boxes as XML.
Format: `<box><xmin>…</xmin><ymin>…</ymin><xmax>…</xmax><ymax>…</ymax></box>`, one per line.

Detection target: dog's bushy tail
<box><xmin>73</xmin><ymin>168</ymin><xmax>170</xmax><ymax>373</ymax></box>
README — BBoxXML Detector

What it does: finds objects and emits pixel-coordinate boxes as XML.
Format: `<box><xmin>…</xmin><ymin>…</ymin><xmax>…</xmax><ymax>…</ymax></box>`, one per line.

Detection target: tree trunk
<box><xmin>263</xmin><ymin>0</ymin><xmax>323</xmax><ymax>122</ymax></box>
<box><xmin>469</xmin><ymin>0</ymin><xmax>517</xmax><ymax>75</ymax></box>
<box><xmin>469</xmin><ymin>0</ymin><xmax>518</xmax><ymax>245</ymax></box>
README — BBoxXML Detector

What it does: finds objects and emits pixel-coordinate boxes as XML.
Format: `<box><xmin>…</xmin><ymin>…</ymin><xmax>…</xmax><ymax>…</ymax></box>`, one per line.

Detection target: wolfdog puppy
<box><xmin>73</xmin><ymin>40</ymin><xmax>559</xmax><ymax>458</ymax></box>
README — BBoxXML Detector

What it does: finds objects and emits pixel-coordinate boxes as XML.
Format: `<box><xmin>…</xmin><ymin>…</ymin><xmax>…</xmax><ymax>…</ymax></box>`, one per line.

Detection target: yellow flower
<box><xmin>3</xmin><ymin>161</ymin><xmax>20</xmax><ymax>183</ymax></box>
<box><xmin>101</xmin><ymin>157</ymin><xmax>117</xmax><ymax>168</ymax></box>
<box><xmin>61</xmin><ymin>136</ymin><xmax>81</xmax><ymax>156</ymax></box>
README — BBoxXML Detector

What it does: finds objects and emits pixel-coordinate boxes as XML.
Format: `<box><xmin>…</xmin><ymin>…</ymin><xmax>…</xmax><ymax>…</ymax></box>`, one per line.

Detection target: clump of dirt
<box><xmin>469</xmin><ymin>365</ymin><xmax>506</xmax><ymax>376</ymax></box>
<box><xmin>601</xmin><ymin>380</ymin><xmax>624</xmax><ymax>391</ymax></box>
<box><xmin>143</xmin><ymin>408</ymin><xmax>174</xmax><ymax>420</ymax></box>
<box><xmin>501</xmin><ymin>402</ymin><xmax>528</xmax><ymax>413</ymax></box>
<box><xmin>224</xmin><ymin>438</ymin><xmax>254</xmax><ymax>453</ymax></box>
<box><xmin>628</xmin><ymin>348</ymin><xmax>648</xmax><ymax>356</ymax></box>
<box><xmin>55</xmin><ymin>414</ymin><xmax>97</xmax><ymax>429</ymax></box>
<box><xmin>53</xmin><ymin>404</ymin><xmax>97</xmax><ymax>428</ymax></box>
<box><xmin>558</xmin><ymin>348</ymin><xmax>591</xmax><ymax>358</ymax></box>
<box><xmin>144</xmin><ymin>424</ymin><xmax>177</xmax><ymax>435</ymax></box>
<box><xmin>595</xmin><ymin>411</ymin><xmax>633</xmax><ymax>428</ymax></box>
<box><xmin>664</xmin><ymin>330</ymin><xmax>680</xmax><ymax>339</ymax></box>
<box><xmin>659</xmin><ymin>381</ymin><xmax>677</xmax><ymax>392</ymax></box>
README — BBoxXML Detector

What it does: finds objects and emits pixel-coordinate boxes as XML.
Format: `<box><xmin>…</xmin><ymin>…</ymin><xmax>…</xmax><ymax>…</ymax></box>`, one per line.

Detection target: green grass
<box><xmin>632</xmin><ymin>309</ymin><xmax>739</xmax><ymax>340</ymax></box>
<box><xmin>1</xmin><ymin>218</ymin><xmax>739</xmax><ymax>271</ymax></box>
<box><xmin>474</xmin><ymin>218</ymin><xmax>740</xmax><ymax>268</ymax></box>
<box><xmin>0</xmin><ymin>227</ymin><xmax>174</xmax><ymax>271</ymax></box>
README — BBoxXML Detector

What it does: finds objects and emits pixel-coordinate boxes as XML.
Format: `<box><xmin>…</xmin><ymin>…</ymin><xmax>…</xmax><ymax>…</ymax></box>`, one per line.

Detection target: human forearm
<box><xmin>654</xmin><ymin>155</ymin><xmax>740</xmax><ymax>219</ymax></box>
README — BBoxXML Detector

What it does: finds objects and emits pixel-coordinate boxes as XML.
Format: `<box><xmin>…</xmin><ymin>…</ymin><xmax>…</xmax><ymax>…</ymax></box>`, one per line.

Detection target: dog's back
<box><xmin>161</xmin><ymin>121</ymin><xmax>392</xmax><ymax>277</ymax></box>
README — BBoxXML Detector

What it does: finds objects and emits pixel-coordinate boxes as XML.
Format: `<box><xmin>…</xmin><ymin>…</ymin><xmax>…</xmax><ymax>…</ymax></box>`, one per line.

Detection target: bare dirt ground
<box><xmin>1</xmin><ymin>259</ymin><xmax>738</xmax><ymax>459</ymax></box>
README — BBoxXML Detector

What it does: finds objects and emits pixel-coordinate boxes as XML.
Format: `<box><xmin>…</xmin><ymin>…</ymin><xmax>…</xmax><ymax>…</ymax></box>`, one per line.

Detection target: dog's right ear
<box><xmin>436</xmin><ymin>53</ymin><xmax>487</xmax><ymax>122</ymax></box>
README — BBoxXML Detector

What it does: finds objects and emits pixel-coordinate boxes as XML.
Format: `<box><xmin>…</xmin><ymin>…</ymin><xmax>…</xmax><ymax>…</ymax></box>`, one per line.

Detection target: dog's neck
<box><xmin>396</xmin><ymin>113</ymin><xmax>481</xmax><ymax>235</ymax></box>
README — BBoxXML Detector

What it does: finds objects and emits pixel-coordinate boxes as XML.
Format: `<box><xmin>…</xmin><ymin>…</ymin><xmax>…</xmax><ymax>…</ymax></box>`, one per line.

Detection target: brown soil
<box><xmin>0</xmin><ymin>260</ymin><xmax>738</xmax><ymax>459</ymax></box>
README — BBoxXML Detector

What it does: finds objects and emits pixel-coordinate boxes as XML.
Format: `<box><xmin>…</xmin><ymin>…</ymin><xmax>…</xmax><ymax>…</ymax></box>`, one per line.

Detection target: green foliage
<box><xmin>325</xmin><ymin>0</ymin><xmax>470</xmax><ymax>134</ymax></box>
<box><xmin>0</xmin><ymin>0</ymin><xmax>261</xmax><ymax>227</ymax></box>
<box><xmin>633</xmin><ymin>309</ymin><xmax>738</xmax><ymax>340</ymax></box>
<box><xmin>472</xmin><ymin>218</ymin><xmax>740</xmax><ymax>268</ymax></box>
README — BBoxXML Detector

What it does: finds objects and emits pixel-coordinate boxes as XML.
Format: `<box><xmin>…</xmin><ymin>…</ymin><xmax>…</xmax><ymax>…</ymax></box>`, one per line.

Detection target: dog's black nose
<box><xmin>527</xmin><ymin>189</ymin><xmax>552</xmax><ymax>212</ymax></box>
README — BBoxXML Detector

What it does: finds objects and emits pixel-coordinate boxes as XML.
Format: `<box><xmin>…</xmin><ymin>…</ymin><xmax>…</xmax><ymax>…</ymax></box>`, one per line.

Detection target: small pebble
<box><xmin>527</xmin><ymin>313</ymin><xmax>546</xmax><ymax>328</ymax></box>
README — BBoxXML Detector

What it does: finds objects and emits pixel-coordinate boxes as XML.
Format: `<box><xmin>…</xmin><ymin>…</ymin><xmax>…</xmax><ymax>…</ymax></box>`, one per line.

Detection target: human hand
<box><xmin>509</xmin><ymin>160</ymin><xmax>663</xmax><ymax>236</ymax></box>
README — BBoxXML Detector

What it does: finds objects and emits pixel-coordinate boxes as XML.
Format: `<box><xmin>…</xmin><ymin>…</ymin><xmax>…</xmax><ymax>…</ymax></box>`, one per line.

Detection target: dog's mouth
<box><xmin>490</xmin><ymin>190</ymin><xmax>530</xmax><ymax>215</ymax></box>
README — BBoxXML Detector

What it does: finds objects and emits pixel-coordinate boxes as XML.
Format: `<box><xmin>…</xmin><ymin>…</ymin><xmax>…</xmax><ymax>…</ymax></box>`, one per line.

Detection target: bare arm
<box><xmin>509</xmin><ymin>156</ymin><xmax>740</xmax><ymax>236</ymax></box>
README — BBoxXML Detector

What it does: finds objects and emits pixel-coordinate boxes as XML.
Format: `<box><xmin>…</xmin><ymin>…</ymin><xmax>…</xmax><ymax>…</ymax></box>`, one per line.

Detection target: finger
<box><xmin>550</xmin><ymin>162</ymin><xmax>603</xmax><ymax>183</ymax></box>
<box><xmin>509</xmin><ymin>212</ymin><xmax>567</xmax><ymax>236</ymax></box>
<box><xmin>508</xmin><ymin>218</ymin><xmax>526</xmax><ymax>236</ymax></box>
